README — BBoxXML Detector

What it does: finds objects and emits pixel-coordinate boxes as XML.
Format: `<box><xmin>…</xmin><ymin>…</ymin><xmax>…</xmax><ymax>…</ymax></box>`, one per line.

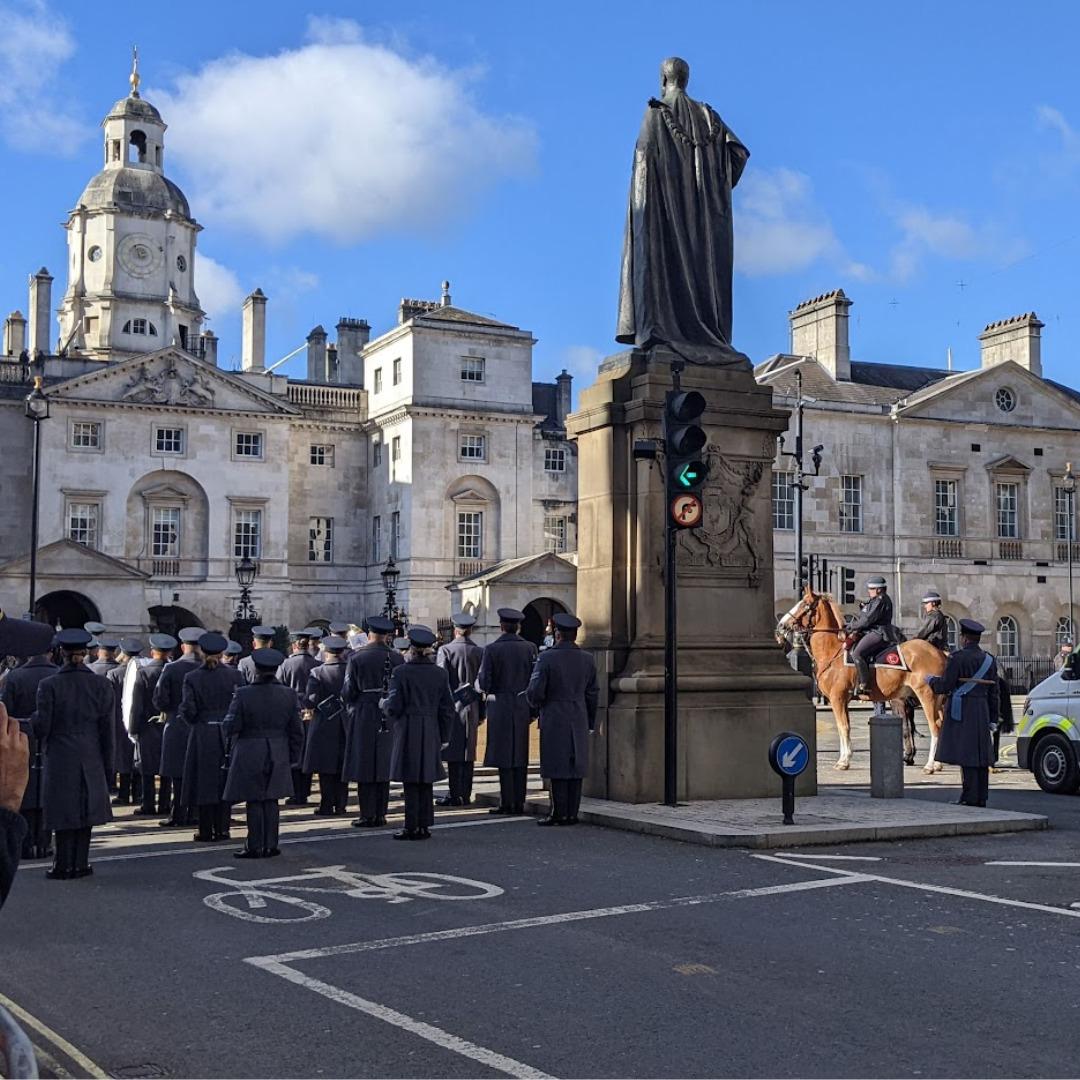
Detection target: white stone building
<box><xmin>0</xmin><ymin>73</ymin><xmax>576</xmax><ymax>644</ymax></box>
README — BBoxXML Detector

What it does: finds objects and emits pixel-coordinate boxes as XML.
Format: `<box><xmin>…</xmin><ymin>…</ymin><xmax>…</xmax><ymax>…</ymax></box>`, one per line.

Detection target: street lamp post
<box><xmin>380</xmin><ymin>555</ymin><xmax>408</xmax><ymax>635</ymax></box>
<box><xmin>234</xmin><ymin>555</ymin><xmax>260</xmax><ymax>622</ymax></box>
<box><xmin>778</xmin><ymin>370</ymin><xmax>824</xmax><ymax>594</ymax></box>
<box><xmin>1065</xmin><ymin>462</ymin><xmax>1076</xmax><ymax>647</ymax></box>
<box><xmin>24</xmin><ymin>376</ymin><xmax>50</xmax><ymax>620</ymax></box>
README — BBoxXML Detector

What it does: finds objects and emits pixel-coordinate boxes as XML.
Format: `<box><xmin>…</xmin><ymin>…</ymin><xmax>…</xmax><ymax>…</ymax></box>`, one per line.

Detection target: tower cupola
<box><xmin>102</xmin><ymin>48</ymin><xmax>168</xmax><ymax>174</ymax></box>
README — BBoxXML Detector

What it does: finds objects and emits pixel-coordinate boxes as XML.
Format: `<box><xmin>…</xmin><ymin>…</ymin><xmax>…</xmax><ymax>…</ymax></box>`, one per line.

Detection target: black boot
<box><xmin>853</xmin><ymin>657</ymin><xmax>871</xmax><ymax>697</ymax></box>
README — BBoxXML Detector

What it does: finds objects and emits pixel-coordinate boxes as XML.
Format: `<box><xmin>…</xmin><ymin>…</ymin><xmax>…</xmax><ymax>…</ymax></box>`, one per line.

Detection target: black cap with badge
<box><xmin>0</xmin><ymin>609</ymin><xmax>59</xmax><ymax>659</ymax></box>
<box><xmin>366</xmin><ymin>616</ymin><xmax>396</xmax><ymax>635</ymax></box>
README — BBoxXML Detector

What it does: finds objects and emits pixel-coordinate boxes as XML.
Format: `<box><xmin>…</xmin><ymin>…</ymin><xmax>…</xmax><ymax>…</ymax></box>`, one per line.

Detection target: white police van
<box><xmin>1017</xmin><ymin>654</ymin><xmax>1080</xmax><ymax>793</ymax></box>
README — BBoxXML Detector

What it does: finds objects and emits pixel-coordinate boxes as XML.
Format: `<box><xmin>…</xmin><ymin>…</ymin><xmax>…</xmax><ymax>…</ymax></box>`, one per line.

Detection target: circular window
<box><xmin>176</xmin><ymin>255</ymin><xmax>187</xmax><ymax>272</ymax></box>
<box><xmin>88</xmin><ymin>245</ymin><xmax>102</xmax><ymax>262</ymax></box>
<box><xmin>995</xmin><ymin>387</ymin><xmax>1016</xmax><ymax>413</ymax></box>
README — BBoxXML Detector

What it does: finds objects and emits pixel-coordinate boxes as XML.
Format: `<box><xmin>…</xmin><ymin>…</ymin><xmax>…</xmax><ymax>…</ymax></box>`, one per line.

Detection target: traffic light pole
<box><xmin>664</xmin><ymin>361</ymin><xmax>684</xmax><ymax>807</ymax></box>
<box><xmin>779</xmin><ymin>370</ymin><xmax>823</xmax><ymax>595</ymax></box>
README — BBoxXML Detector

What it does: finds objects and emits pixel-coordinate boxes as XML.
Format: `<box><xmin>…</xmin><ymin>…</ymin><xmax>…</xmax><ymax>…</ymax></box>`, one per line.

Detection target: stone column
<box><xmin>568</xmin><ymin>348</ymin><xmax>815</xmax><ymax>802</ymax></box>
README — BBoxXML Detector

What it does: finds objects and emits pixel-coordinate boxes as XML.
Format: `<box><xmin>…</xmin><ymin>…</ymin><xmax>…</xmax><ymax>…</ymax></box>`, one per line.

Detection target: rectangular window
<box><xmin>132</xmin><ymin>318</ymin><xmax>148</xmax><ymax>336</ymax></box>
<box><xmin>308</xmin><ymin>517</ymin><xmax>333</xmax><ymax>563</ymax></box>
<box><xmin>1055</xmin><ymin>486</ymin><xmax>1076</xmax><ymax>541</ymax></box>
<box><xmin>309</xmin><ymin>444</ymin><xmax>334</xmax><ymax>466</ymax></box>
<box><xmin>155</xmin><ymin>427</ymin><xmax>184</xmax><ymax>455</ymax></box>
<box><xmin>70</xmin><ymin>421</ymin><xmax>102</xmax><ymax>450</ymax></box>
<box><xmin>374</xmin><ymin>368</ymin><xmax>383</xmax><ymax>394</ymax></box>
<box><xmin>392</xmin><ymin>358</ymin><xmax>402</xmax><ymax>386</ymax></box>
<box><xmin>67</xmin><ymin>501</ymin><xmax>99</xmax><ymax>548</ymax></box>
<box><xmin>391</xmin><ymin>436</ymin><xmax>401</xmax><ymax>462</ymax></box>
<box><xmin>461</xmin><ymin>356</ymin><xmax>485</xmax><ymax>382</ymax></box>
<box><xmin>373</xmin><ymin>438</ymin><xmax>383</xmax><ymax>467</ymax></box>
<box><xmin>543</xmin><ymin>514</ymin><xmax>568</xmax><ymax>553</ymax></box>
<box><xmin>840</xmin><ymin>474</ymin><xmax>863</xmax><ymax>534</ymax></box>
<box><xmin>457</xmin><ymin>511</ymin><xmax>483</xmax><ymax>559</ymax></box>
<box><xmin>460</xmin><ymin>434</ymin><xmax>486</xmax><ymax>461</ymax></box>
<box><xmin>544</xmin><ymin>447</ymin><xmax>567</xmax><ymax>473</ymax></box>
<box><xmin>390</xmin><ymin>511</ymin><xmax>401</xmax><ymax>557</ymax></box>
<box><xmin>234</xmin><ymin>431</ymin><xmax>264</xmax><ymax>459</ymax></box>
<box><xmin>771</xmin><ymin>472</ymin><xmax>794</xmax><ymax>531</ymax></box>
<box><xmin>233</xmin><ymin>509</ymin><xmax>262</xmax><ymax>559</ymax></box>
<box><xmin>151</xmin><ymin>507</ymin><xmax>181</xmax><ymax>558</ymax></box>
<box><xmin>372</xmin><ymin>516</ymin><xmax>382</xmax><ymax>563</ymax></box>
<box><xmin>996</xmin><ymin>482</ymin><xmax>1019</xmax><ymax>539</ymax></box>
<box><xmin>934</xmin><ymin>479</ymin><xmax>958</xmax><ymax>537</ymax></box>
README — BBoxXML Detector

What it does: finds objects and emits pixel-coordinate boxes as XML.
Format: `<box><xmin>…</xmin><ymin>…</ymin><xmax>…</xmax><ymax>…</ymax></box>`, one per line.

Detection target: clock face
<box><xmin>88</xmin><ymin>245</ymin><xmax>102</xmax><ymax>262</ymax></box>
<box><xmin>118</xmin><ymin>233</ymin><xmax>163</xmax><ymax>278</ymax></box>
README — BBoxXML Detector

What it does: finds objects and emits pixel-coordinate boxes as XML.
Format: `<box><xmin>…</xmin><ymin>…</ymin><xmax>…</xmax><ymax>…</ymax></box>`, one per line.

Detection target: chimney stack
<box><xmin>789</xmin><ymin>289</ymin><xmax>852</xmax><ymax>381</ymax></box>
<box><xmin>440</xmin><ymin>280</ymin><xmax>452</xmax><ymax>307</ymax></box>
<box><xmin>555</xmin><ymin>370</ymin><xmax>573</xmax><ymax>426</ymax></box>
<box><xmin>306</xmin><ymin>325</ymin><xmax>328</xmax><ymax>382</ymax></box>
<box><xmin>3</xmin><ymin>310</ymin><xmax>27</xmax><ymax>356</ymax></box>
<box><xmin>335</xmin><ymin>318</ymin><xmax>369</xmax><ymax>385</ymax></box>
<box><xmin>28</xmin><ymin>268</ymin><xmax>53</xmax><ymax>357</ymax></box>
<box><xmin>978</xmin><ymin>312</ymin><xmax>1043</xmax><ymax>378</ymax></box>
<box><xmin>200</xmin><ymin>329</ymin><xmax>218</xmax><ymax>367</ymax></box>
<box><xmin>241</xmin><ymin>289</ymin><xmax>267</xmax><ymax>372</ymax></box>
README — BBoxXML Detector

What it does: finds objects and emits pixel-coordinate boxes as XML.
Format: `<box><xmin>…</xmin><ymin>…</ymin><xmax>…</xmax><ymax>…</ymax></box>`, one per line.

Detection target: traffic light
<box><xmin>818</xmin><ymin>557</ymin><xmax>829</xmax><ymax>592</ymax></box>
<box><xmin>799</xmin><ymin>553</ymin><xmax>816</xmax><ymax>590</ymax></box>
<box><xmin>840</xmin><ymin>566</ymin><xmax>856</xmax><ymax>605</ymax></box>
<box><xmin>664</xmin><ymin>389</ymin><xmax>709</xmax><ymax>530</ymax></box>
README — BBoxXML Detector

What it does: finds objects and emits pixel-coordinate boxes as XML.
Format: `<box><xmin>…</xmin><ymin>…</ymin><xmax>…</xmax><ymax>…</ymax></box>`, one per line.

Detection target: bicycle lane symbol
<box><xmin>193</xmin><ymin>864</ymin><xmax>505</xmax><ymax>924</ymax></box>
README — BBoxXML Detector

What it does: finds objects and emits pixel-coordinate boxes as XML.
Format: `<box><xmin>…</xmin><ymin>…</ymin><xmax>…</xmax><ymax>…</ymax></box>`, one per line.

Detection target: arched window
<box><xmin>996</xmin><ymin>615</ymin><xmax>1019</xmax><ymax>658</ymax></box>
<box><xmin>128</xmin><ymin>129</ymin><xmax>147</xmax><ymax>164</ymax></box>
<box><xmin>945</xmin><ymin>615</ymin><xmax>959</xmax><ymax>652</ymax></box>
<box><xmin>1056</xmin><ymin>616</ymin><xmax>1074</xmax><ymax>648</ymax></box>
<box><xmin>122</xmin><ymin>319</ymin><xmax>157</xmax><ymax>336</ymax></box>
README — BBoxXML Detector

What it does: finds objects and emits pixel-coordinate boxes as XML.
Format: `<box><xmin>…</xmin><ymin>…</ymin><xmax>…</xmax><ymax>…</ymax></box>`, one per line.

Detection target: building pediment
<box><xmin>457</xmin><ymin>551</ymin><xmax>576</xmax><ymax>586</ymax></box>
<box><xmin>44</xmin><ymin>348</ymin><xmax>298</xmax><ymax>415</ymax></box>
<box><xmin>450</xmin><ymin>486</ymin><xmax>494</xmax><ymax>504</ymax></box>
<box><xmin>985</xmin><ymin>455</ymin><xmax>1031</xmax><ymax>473</ymax></box>
<box><xmin>139</xmin><ymin>482</ymin><xmax>192</xmax><ymax>503</ymax></box>
<box><xmin>0</xmin><ymin>539</ymin><xmax>148</xmax><ymax>581</ymax></box>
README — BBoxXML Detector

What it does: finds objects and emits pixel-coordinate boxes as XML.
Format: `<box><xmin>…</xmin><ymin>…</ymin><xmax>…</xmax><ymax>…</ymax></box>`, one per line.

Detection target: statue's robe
<box><xmin>616</xmin><ymin>89</ymin><xmax>749</xmax><ymax>365</ymax></box>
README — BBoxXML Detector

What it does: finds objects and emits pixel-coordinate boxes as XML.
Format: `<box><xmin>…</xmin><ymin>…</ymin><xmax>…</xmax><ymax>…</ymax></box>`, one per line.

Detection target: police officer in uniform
<box><xmin>478</xmin><ymin>608</ymin><xmax>538</xmax><ymax>815</ymax></box>
<box><xmin>238</xmin><ymin>627</ymin><xmax>276</xmax><ymax>684</ymax></box>
<box><xmin>381</xmin><ymin>626</ymin><xmax>455</xmax><ymax>840</ymax></box>
<box><xmin>129</xmin><ymin>633</ymin><xmax>175</xmax><ymax>816</ymax></box>
<box><xmin>926</xmin><ymin>618</ymin><xmax>999</xmax><ymax>806</ymax></box>
<box><xmin>90</xmin><ymin>636</ymin><xmax>120</xmax><ymax>792</ymax></box>
<box><xmin>527</xmin><ymin>614</ymin><xmax>598</xmax><ymax>825</ymax></box>
<box><xmin>436</xmin><ymin>613</ymin><xmax>484</xmax><ymax>806</ymax></box>
<box><xmin>107</xmin><ymin>637</ymin><xmax>145</xmax><ymax>806</ymax></box>
<box><xmin>848</xmin><ymin>576</ymin><xmax>894</xmax><ymax>696</ymax></box>
<box><xmin>34</xmin><ymin>629</ymin><xmax>114</xmax><ymax>879</ymax></box>
<box><xmin>223</xmin><ymin>648</ymin><xmax>304</xmax><ymax>858</ymax></box>
<box><xmin>914</xmin><ymin>591</ymin><xmax>950</xmax><ymax>651</ymax></box>
<box><xmin>179</xmin><ymin>632</ymin><xmax>244</xmax><ymax>842</ymax></box>
<box><xmin>303</xmin><ymin>634</ymin><xmax>350</xmax><ymax>816</ymax></box>
<box><xmin>278</xmin><ymin>630</ymin><xmax>318</xmax><ymax>805</ymax></box>
<box><xmin>1</xmin><ymin>647</ymin><xmax>57</xmax><ymax>858</ymax></box>
<box><xmin>154</xmin><ymin>627</ymin><xmax>203</xmax><ymax>828</ymax></box>
<box><xmin>342</xmin><ymin>616</ymin><xmax>402</xmax><ymax>827</ymax></box>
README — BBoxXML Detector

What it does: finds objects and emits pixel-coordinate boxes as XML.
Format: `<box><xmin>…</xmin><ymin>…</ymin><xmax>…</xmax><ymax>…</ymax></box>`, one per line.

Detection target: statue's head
<box><xmin>660</xmin><ymin>57</ymin><xmax>690</xmax><ymax>92</ymax></box>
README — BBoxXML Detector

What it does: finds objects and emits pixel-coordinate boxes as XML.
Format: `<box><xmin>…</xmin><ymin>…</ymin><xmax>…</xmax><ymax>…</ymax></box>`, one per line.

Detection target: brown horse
<box><xmin>778</xmin><ymin>586</ymin><xmax>947</xmax><ymax>772</ymax></box>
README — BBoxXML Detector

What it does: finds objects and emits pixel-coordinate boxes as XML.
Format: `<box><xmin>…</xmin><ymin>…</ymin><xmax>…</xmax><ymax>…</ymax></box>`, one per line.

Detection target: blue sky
<box><xmin>2</xmin><ymin>0</ymin><xmax>1080</xmax><ymax>395</ymax></box>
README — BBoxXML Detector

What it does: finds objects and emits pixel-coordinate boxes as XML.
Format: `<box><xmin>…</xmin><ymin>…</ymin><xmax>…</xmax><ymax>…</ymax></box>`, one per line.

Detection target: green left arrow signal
<box><xmin>675</xmin><ymin>461</ymin><xmax>707</xmax><ymax>489</ymax></box>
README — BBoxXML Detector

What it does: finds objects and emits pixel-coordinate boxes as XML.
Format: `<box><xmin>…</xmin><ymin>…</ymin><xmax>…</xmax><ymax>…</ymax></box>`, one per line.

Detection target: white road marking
<box><xmin>0</xmin><ymin>990</ymin><xmax>109</xmax><ymax>1079</ymax></box>
<box><xmin>771</xmin><ymin>854</ymin><xmax>883</xmax><ymax>862</ymax></box>
<box><xmin>246</xmin><ymin>873</ymin><xmax>867</xmax><ymax>1078</ymax></box>
<box><xmin>985</xmin><ymin>860</ymin><xmax>1080</xmax><ymax>867</ymax></box>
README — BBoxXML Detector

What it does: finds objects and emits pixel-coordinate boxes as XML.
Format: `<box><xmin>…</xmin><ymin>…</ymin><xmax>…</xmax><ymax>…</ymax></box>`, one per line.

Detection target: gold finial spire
<box><xmin>129</xmin><ymin>45</ymin><xmax>141</xmax><ymax>98</ymax></box>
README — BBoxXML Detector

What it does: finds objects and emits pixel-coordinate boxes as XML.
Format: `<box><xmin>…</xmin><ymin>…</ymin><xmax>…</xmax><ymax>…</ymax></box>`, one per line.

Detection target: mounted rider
<box><xmin>914</xmin><ymin>590</ymin><xmax>950</xmax><ymax>651</ymax></box>
<box><xmin>848</xmin><ymin>575</ymin><xmax>894</xmax><ymax>696</ymax></box>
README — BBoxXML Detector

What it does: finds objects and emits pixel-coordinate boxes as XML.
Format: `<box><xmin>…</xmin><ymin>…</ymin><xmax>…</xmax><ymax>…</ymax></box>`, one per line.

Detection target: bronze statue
<box><xmin>616</xmin><ymin>58</ymin><xmax>749</xmax><ymax>366</ymax></box>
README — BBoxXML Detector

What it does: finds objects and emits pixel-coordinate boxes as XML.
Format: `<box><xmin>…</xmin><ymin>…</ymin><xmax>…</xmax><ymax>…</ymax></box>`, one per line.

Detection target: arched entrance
<box><xmin>34</xmin><ymin>591</ymin><xmax>101</xmax><ymax>629</ymax></box>
<box><xmin>522</xmin><ymin>598</ymin><xmax>568</xmax><ymax>647</ymax></box>
<box><xmin>148</xmin><ymin>605</ymin><xmax>204</xmax><ymax>638</ymax></box>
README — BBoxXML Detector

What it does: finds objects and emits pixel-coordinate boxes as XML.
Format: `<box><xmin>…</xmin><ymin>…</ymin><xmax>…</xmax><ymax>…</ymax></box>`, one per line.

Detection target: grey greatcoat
<box><xmin>154</xmin><ymin>655</ymin><xmax>201</xmax><ymax>779</ymax></box>
<box><xmin>178</xmin><ymin>664</ymin><xmax>244</xmax><ymax>807</ymax></box>
<box><xmin>128</xmin><ymin>659</ymin><xmax>166</xmax><ymax>777</ymax></box>
<box><xmin>222</xmin><ymin>682</ymin><xmax>304</xmax><ymax>802</ymax></box>
<box><xmin>278</xmin><ymin>651</ymin><xmax>318</xmax><ymax>763</ymax></box>
<box><xmin>105</xmin><ymin>661</ymin><xmax>135</xmax><ymax>774</ymax></box>
<box><xmin>1</xmin><ymin>658</ymin><xmax>57</xmax><ymax>811</ymax></box>
<box><xmin>34</xmin><ymin>665</ymin><xmax>114</xmax><ymax>831</ymax></box>
<box><xmin>928</xmin><ymin>643</ymin><xmax>999</xmax><ymax>768</ymax></box>
<box><xmin>237</xmin><ymin>654</ymin><xmax>259</xmax><ymax>685</ymax></box>
<box><xmin>436</xmin><ymin>637</ymin><xmax>484</xmax><ymax>763</ymax></box>
<box><xmin>478</xmin><ymin>634</ymin><xmax>538</xmax><ymax>769</ymax></box>
<box><xmin>342</xmin><ymin>644</ymin><xmax>403</xmax><ymax>783</ymax></box>
<box><xmin>526</xmin><ymin>642</ymin><xmax>599</xmax><ymax>780</ymax></box>
<box><xmin>381</xmin><ymin>656</ymin><xmax>455</xmax><ymax>783</ymax></box>
<box><xmin>302</xmin><ymin>658</ymin><xmax>348</xmax><ymax>774</ymax></box>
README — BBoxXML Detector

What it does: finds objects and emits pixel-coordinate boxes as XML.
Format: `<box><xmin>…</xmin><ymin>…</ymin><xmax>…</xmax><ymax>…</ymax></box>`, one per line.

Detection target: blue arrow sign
<box><xmin>770</xmin><ymin>733</ymin><xmax>809</xmax><ymax>777</ymax></box>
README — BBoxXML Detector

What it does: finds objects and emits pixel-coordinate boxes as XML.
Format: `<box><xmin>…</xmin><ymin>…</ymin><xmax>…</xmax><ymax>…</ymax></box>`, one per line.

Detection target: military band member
<box><xmin>107</xmin><ymin>637</ymin><xmax>145</xmax><ymax>806</ymax></box>
<box><xmin>89</xmin><ymin>636</ymin><xmax>120</xmax><ymax>679</ymax></box>
<box><xmin>223</xmin><ymin>640</ymin><xmax>243</xmax><ymax>666</ymax></box>
<box><xmin>154</xmin><ymin>627</ymin><xmax>203</xmax><ymax>828</ymax></box>
<box><xmin>342</xmin><ymin>615</ymin><xmax>402</xmax><ymax>827</ymax></box>
<box><xmin>926</xmin><ymin>618</ymin><xmax>999</xmax><ymax>807</ymax></box>
<box><xmin>303</xmin><ymin>635</ymin><xmax>350</xmax><ymax>816</ymax></box>
<box><xmin>526</xmin><ymin>614</ymin><xmax>598</xmax><ymax>825</ymax></box>
<box><xmin>479</xmin><ymin>608</ymin><xmax>538</xmax><ymax>815</ymax></box>
<box><xmin>915</xmin><ymin>592</ymin><xmax>950</xmax><ymax>651</ymax></box>
<box><xmin>1</xmin><ymin>648</ymin><xmax>58</xmax><ymax>858</ymax></box>
<box><xmin>278</xmin><ymin>631</ymin><xmax>318</xmax><ymax>805</ymax></box>
<box><xmin>238</xmin><ymin>627</ymin><xmax>276</xmax><ymax>684</ymax></box>
<box><xmin>179</xmin><ymin>632</ymin><xmax>244</xmax><ymax>842</ymax></box>
<box><xmin>128</xmin><ymin>633</ymin><xmax>175</xmax><ymax>816</ymax></box>
<box><xmin>436</xmin><ymin>613</ymin><xmax>484</xmax><ymax>806</ymax></box>
<box><xmin>848</xmin><ymin>576</ymin><xmax>894</xmax><ymax>697</ymax></box>
<box><xmin>35</xmin><ymin>629</ymin><xmax>114</xmax><ymax>879</ymax></box>
<box><xmin>381</xmin><ymin>626</ymin><xmax>455</xmax><ymax>840</ymax></box>
<box><xmin>223</xmin><ymin>648</ymin><xmax>304</xmax><ymax>858</ymax></box>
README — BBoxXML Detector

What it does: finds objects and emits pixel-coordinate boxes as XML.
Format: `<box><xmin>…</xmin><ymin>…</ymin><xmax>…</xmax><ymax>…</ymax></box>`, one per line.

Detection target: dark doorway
<box><xmin>522</xmin><ymin>597</ymin><xmax>567</xmax><ymax>647</ymax></box>
<box><xmin>34</xmin><ymin>590</ymin><xmax>101</xmax><ymax>629</ymax></box>
<box><xmin>148</xmin><ymin>605</ymin><xmax>204</xmax><ymax>638</ymax></box>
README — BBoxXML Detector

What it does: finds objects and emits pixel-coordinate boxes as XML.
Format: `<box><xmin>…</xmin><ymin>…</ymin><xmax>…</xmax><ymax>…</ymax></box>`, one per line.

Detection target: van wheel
<box><xmin>1032</xmin><ymin>733</ymin><xmax>1080</xmax><ymax>794</ymax></box>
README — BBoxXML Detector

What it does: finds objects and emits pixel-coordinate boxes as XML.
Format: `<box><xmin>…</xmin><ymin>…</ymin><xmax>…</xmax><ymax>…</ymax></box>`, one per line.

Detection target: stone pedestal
<box><xmin>567</xmin><ymin>347</ymin><xmax>815</xmax><ymax>802</ymax></box>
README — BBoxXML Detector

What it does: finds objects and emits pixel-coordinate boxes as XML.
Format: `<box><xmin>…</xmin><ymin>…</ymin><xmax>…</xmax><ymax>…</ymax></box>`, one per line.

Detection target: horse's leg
<box><xmin>830</xmin><ymin>693</ymin><xmax>853</xmax><ymax>769</ymax></box>
<box><xmin>912</xmin><ymin>682</ymin><xmax>943</xmax><ymax>773</ymax></box>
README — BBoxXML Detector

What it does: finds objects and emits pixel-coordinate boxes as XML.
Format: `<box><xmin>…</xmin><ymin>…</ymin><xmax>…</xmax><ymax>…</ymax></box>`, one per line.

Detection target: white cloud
<box><xmin>150</xmin><ymin>20</ymin><xmax>536</xmax><ymax>244</ymax></box>
<box><xmin>195</xmin><ymin>253</ymin><xmax>244</xmax><ymax>323</ymax></box>
<box><xmin>560</xmin><ymin>344</ymin><xmax>604</xmax><ymax>383</ymax></box>
<box><xmin>0</xmin><ymin>1</ymin><xmax>84</xmax><ymax>153</ymax></box>
<box><xmin>1036</xmin><ymin>104</ymin><xmax>1080</xmax><ymax>155</ymax></box>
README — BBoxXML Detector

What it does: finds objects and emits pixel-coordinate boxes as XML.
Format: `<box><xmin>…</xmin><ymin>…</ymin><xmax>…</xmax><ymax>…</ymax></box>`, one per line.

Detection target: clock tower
<box><xmin>58</xmin><ymin>52</ymin><xmax>204</xmax><ymax>361</ymax></box>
